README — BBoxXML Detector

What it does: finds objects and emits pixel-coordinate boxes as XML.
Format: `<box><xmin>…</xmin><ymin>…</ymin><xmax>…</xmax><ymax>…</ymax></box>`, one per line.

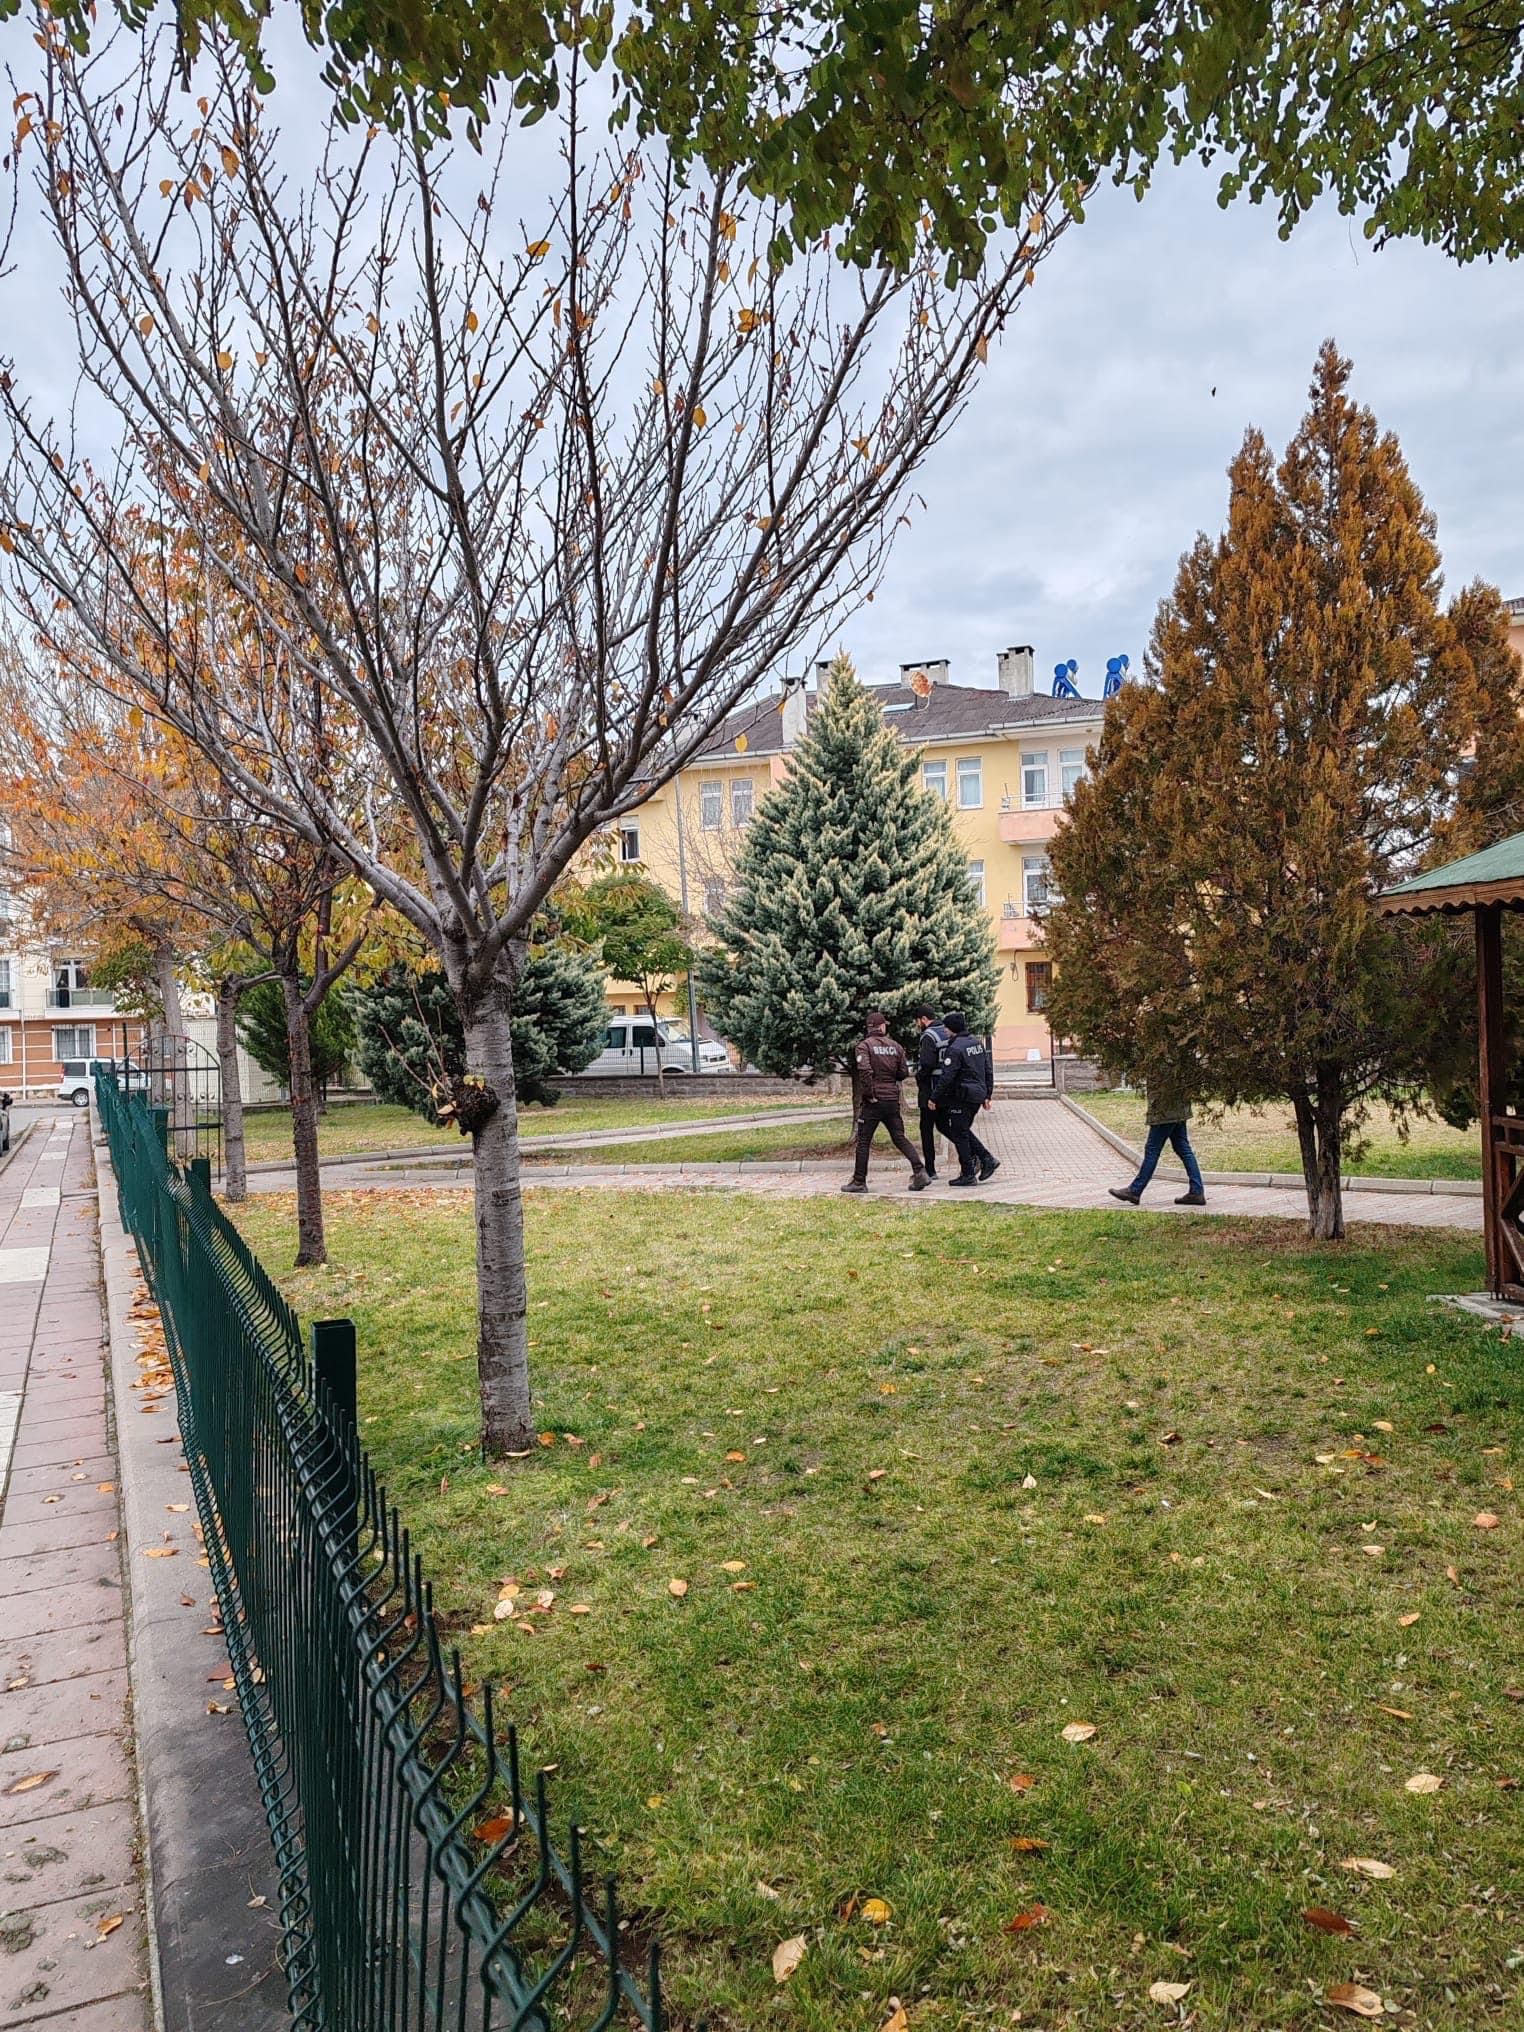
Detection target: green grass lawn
<box><xmin>235</xmin><ymin>1190</ymin><xmax>1522</xmax><ymax>2032</ymax></box>
<box><xmin>239</xmin><ymin>1093</ymin><xmax>834</xmax><ymax>1164</ymax></box>
<box><xmin>526</xmin><ymin>1118</ymin><xmax>852</xmax><ymax>1165</ymax></box>
<box><xmin>1081</xmin><ymin>1092</ymin><xmax>1481</xmax><ymax>1182</ymax></box>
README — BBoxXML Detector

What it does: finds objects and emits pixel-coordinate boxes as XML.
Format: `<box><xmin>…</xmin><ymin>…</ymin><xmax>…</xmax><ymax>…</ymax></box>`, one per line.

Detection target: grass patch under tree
<box><xmin>1081</xmin><ymin>1093</ymin><xmax>1480</xmax><ymax>1183</ymax></box>
<box><xmin>235</xmin><ymin>1189</ymin><xmax>1520</xmax><ymax>2031</ymax></box>
<box><xmin>238</xmin><ymin>1093</ymin><xmax>838</xmax><ymax>1165</ymax></box>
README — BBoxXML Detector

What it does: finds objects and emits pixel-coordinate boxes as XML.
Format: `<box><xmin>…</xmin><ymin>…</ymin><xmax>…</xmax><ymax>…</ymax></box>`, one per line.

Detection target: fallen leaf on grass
<box><xmin>1405</xmin><ymin>1771</ymin><xmax>1444</xmax><ymax>1793</ymax></box>
<box><xmin>3</xmin><ymin>1770</ymin><xmax>56</xmax><ymax>1796</ymax></box>
<box><xmin>1010</xmin><ymin>1837</ymin><xmax>1049</xmax><ymax>1853</ymax></box>
<box><xmin>667</xmin><ymin>1578</ymin><xmax>689</xmax><ymax>1598</ymax></box>
<box><xmin>881</xmin><ymin>2006</ymin><xmax>908</xmax><ymax>2032</ymax></box>
<box><xmin>1060</xmin><ymin>1722</ymin><xmax>1096</xmax><ymax>1743</ymax></box>
<box><xmin>866</xmin><ymin>1468</ymin><xmax>888</xmax><ymax>1482</ymax></box>
<box><xmin>1361</xmin><ymin>1545</ymin><xmax>1385</xmax><ymax>1557</ymax></box>
<box><xmin>473</xmin><ymin>1814</ymin><xmax>516</xmax><ymax>1845</ymax></box>
<box><xmin>725</xmin><ymin>1450</ymin><xmax>746</xmax><ymax>1462</ymax></box>
<box><xmin>1397</xmin><ymin>1611</ymin><xmax>1421</xmax><ymax>1627</ymax></box>
<box><xmin>1340</xmin><ymin>1857</ymin><xmax>1395</xmax><ymax>1880</ymax></box>
<box><xmin>772</xmin><ymin>1935</ymin><xmax>807</xmax><ymax>1983</ymax></box>
<box><xmin>1474</xmin><ymin>1512</ymin><xmax>1500</xmax><ymax>1530</ymax></box>
<box><xmin>1304</xmin><ymin>1907</ymin><xmax>1357</xmax><ymax>1936</ymax></box>
<box><xmin>569</xmin><ymin>1603</ymin><xmax>592</xmax><ymax>1615</ymax></box>
<box><xmin>1445</xmin><ymin>1564</ymin><xmax>1462</xmax><ymax>1586</ymax></box>
<box><xmin>1376</xmin><ymin>1704</ymin><xmax>1413</xmax><ymax>1720</ymax></box>
<box><xmin>1372</xmin><ymin>1420</ymin><xmax>1394</xmax><ymax>1433</ymax></box>
<box><xmin>1326</xmin><ymin>1982</ymin><xmax>1384</xmax><ymax>2018</ymax></box>
<box><xmin>755</xmin><ymin>1880</ymin><xmax>780</xmax><ymax>1900</ymax></box>
<box><xmin>720</xmin><ymin>1560</ymin><xmax>747</xmax><ymax>1573</ymax></box>
<box><xmin>1159</xmin><ymin>1430</ymin><xmax>1181</xmax><ymax>1445</ymax></box>
<box><xmin>1147</xmin><ymin>1981</ymin><xmax>1191</xmax><ymax>2005</ymax></box>
<box><xmin>1004</xmin><ymin>1903</ymin><xmax>1049</xmax><ymax>1931</ymax></box>
<box><xmin>484</xmin><ymin>1483</ymin><xmax>510</xmax><ymax>1497</ymax></box>
<box><xmin>861</xmin><ymin>1897</ymin><xmax>893</xmax><ymax>1924</ymax></box>
<box><xmin>1009</xmin><ymin>1773</ymin><xmax>1036</xmax><ymax>1792</ymax></box>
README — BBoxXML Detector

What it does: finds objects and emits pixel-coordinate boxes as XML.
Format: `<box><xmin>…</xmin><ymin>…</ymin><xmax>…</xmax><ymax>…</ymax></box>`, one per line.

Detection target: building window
<box><xmin>1026</xmin><ymin>961</ymin><xmax>1052</xmax><ymax>1013</ymax></box>
<box><xmin>1022</xmin><ymin>856</ymin><xmax>1050</xmax><ymax>915</ymax></box>
<box><xmin>700</xmin><ymin>780</ymin><xmax>724</xmax><ymax>831</ymax></box>
<box><xmin>956</xmin><ymin>756</ymin><xmax>982</xmax><ymax>808</ymax></box>
<box><xmin>0</xmin><ymin>1028</ymin><xmax>11</xmax><ymax>1064</ymax></box>
<box><xmin>0</xmin><ymin>957</ymin><xmax>11</xmax><ymax>1010</ymax></box>
<box><xmin>730</xmin><ymin>778</ymin><xmax>754</xmax><ymax>829</ymax></box>
<box><xmin>922</xmin><ymin>759</ymin><xmax>948</xmax><ymax>801</ymax></box>
<box><xmin>52</xmin><ymin>957</ymin><xmax>90</xmax><ymax>1007</ymax></box>
<box><xmin>54</xmin><ymin>1025</ymin><xmax>95</xmax><ymax>1061</ymax></box>
<box><xmin>703</xmin><ymin>877</ymin><xmax>727</xmax><ymax>919</ymax></box>
<box><xmin>619</xmin><ymin>823</ymin><xmax>642</xmax><ymax>864</ymax></box>
<box><xmin>1060</xmin><ymin>748</ymin><xmax>1087</xmax><ymax>798</ymax></box>
<box><xmin>967</xmin><ymin>858</ymin><xmax>986</xmax><ymax>908</ymax></box>
<box><xmin>1021</xmin><ymin>751</ymin><xmax>1049</xmax><ymax>808</ymax></box>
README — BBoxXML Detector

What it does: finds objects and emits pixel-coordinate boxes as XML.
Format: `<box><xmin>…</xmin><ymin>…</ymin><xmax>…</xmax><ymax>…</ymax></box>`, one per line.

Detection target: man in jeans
<box><xmin>927</xmin><ymin>1011</ymin><xmax>1000</xmax><ymax>1187</ymax></box>
<box><xmin>841</xmin><ymin>1011</ymin><xmax>930</xmax><ymax>1193</ymax></box>
<box><xmin>1108</xmin><ymin>1075</ymin><xmax>1206</xmax><ymax>1206</ymax></box>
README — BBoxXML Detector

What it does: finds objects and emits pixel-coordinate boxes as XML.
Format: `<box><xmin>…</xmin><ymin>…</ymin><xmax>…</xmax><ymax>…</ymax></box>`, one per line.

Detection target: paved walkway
<box><xmin>249</xmin><ymin>1097</ymin><xmax>1481</xmax><ymax>1233</ymax></box>
<box><xmin>0</xmin><ymin>1117</ymin><xmax>151</xmax><ymax>2032</ymax></box>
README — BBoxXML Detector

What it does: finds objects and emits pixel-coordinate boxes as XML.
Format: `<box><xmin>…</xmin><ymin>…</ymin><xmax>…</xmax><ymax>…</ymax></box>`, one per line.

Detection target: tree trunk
<box><xmin>459</xmin><ymin>970</ymin><xmax>535</xmax><ymax>1455</ymax></box>
<box><xmin>1293</xmin><ymin>1073</ymin><xmax>1345</xmax><ymax>1241</ymax></box>
<box><xmin>216</xmin><ymin>980</ymin><xmax>248</xmax><ymax>1205</ymax></box>
<box><xmin>280</xmin><ymin>969</ymin><xmax>326</xmax><ymax>1266</ymax></box>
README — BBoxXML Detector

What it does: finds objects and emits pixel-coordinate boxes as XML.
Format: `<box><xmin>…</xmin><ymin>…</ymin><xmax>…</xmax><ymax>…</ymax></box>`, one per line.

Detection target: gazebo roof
<box><xmin>1378</xmin><ymin>831</ymin><xmax>1524</xmax><ymax>916</ymax></box>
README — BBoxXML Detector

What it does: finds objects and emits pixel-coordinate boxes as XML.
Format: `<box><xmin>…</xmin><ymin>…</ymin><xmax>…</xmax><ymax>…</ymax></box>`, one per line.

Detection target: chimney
<box><xmin>900</xmin><ymin>658</ymin><xmax>950</xmax><ymax>689</ymax></box>
<box><xmin>780</xmin><ymin>681</ymin><xmax>808</xmax><ymax>748</ymax></box>
<box><xmin>997</xmin><ymin>645</ymin><xmax>1034</xmax><ymax>697</ymax></box>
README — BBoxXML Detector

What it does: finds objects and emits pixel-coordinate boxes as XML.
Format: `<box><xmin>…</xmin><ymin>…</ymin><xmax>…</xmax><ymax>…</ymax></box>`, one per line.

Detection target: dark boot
<box><xmin>909</xmin><ymin>1168</ymin><xmax>929</xmax><ymax>1192</ymax></box>
<box><xmin>840</xmin><ymin>1179</ymin><xmax>867</xmax><ymax>1195</ymax></box>
<box><xmin>949</xmin><ymin>1172</ymin><xmax>980</xmax><ymax>1187</ymax></box>
<box><xmin>978</xmin><ymin>1156</ymin><xmax>1001</xmax><ymax>1182</ymax></box>
<box><xmin>1108</xmin><ymin>1185</ymin><xmax>1141</xmax><ymax>1205</ymax></box>
<box><xmin>1174</xmin><ymin>1189</ymin><xmax>1206</xmax><ymax>1206</ymax></box>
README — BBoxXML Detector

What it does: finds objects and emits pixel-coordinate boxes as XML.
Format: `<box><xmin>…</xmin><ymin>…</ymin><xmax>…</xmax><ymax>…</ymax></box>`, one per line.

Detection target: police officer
<box><xmin>841</xmin><ymin>1010</ymin><xmax>930</xmax><ymax>1193</ymax></box>
<box><xmin>927</xmin><ymin>1011</ymin><xmax>1000</xmax><ymax>1187</ymax></box>
<box><xmin>913</xmin><ymin>1004</ymin><xmax>949</xmax><ymax>1182</ymax></box>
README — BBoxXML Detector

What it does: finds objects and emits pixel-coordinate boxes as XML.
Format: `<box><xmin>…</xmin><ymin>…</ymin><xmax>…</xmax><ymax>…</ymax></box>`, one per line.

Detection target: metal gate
<box><xmin>138</xmin><ymin>1029</ymin><xmax>223</xmax><ymax>1176</ymax></box>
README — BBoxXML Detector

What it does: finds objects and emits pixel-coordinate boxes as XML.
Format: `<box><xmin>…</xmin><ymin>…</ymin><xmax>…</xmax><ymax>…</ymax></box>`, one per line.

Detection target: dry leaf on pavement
<box><xmin>1326</xmin><ymin>1982</ymin><xmax>1384</xmax><ymax>2018</ymax></box>
<box><xmin>772</xmin><ymin>1935</ymin><xmax>807</xmax><ymax>1983</ymax></box>
<box><xmin>3</xmin><ymin>1770</ymin><xmax>56</xmax><ymax>1796</ymax></box>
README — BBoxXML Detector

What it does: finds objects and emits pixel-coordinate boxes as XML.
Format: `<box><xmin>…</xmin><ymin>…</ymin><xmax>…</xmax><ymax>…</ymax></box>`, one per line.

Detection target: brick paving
<box><xmin>248</xmin><ymin>1097</ymin><xmax>1482</xmax><ymax>1233</ymax></box>
<box><xmin>0</xmin><ymin>1116</ymin><xmax>151</xmax><ymax>2032</ymax></box>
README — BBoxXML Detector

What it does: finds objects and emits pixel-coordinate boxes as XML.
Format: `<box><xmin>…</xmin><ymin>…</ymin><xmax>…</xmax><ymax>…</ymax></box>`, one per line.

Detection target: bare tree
<box><xmin>0</xmin><ymin>24</ymin><xmax>1064</xmax><ymax>1451</ymax></box>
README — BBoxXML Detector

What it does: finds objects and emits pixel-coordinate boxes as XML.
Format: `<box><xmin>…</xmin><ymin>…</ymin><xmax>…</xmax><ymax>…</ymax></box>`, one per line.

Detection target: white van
<box><xmin>57</xmin><ymin>1058</ymin><xmax>150</xmax><ymax>1108</ymax></box>
<box><xmin>586</xmin><ymin>1019</ymin><xmax>732</xmax><ymax>1077</ymax></box>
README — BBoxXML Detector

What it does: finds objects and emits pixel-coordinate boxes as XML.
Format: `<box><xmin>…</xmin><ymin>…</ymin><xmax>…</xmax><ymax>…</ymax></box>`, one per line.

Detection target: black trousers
<box><xmin>853</xmin><ymin>1098</ymin><xmax>923</xmax><ymax>1182</ymax></box>
<box><xmin>917</xmin><ymin>1094</ymin><xmax>939</xmax><ymax>1173</ymax></box>
<box><xmin>941</xmin><ymin>1106</ymin><xmax>994</xmax><ymax>1178</ymax></box>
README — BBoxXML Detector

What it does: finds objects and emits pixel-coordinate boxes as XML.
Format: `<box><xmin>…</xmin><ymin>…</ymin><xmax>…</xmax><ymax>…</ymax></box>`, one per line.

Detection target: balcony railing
<box><xmin>47</xmin><ymin>987</ymin><xmax>117</xmax><ymax>1010</ymax></box>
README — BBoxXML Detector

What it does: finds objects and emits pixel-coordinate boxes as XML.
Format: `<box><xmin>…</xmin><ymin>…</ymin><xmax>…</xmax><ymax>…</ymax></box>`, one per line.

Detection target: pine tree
<box><xmin>1046</xmin><ymin>342</ymin><xmax>1524</xmax><ymax>1240</ymax></box>
<box><xmin>237</xmin><ymin>979</ymin><xmax>356</xmax><ymax>1095</ymax></box>
<box><xmin>355</xmin><ymin>941</ymin><xmax>607</xmax><ymax>1117</ymax></box>
<box><xmin>697</xmin><ymin>654</ymin><xmax>999</xmax><ymax>1078</ymax></box>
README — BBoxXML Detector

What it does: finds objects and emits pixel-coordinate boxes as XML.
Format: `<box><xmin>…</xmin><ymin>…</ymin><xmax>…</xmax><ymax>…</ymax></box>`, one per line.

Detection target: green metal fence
<box><xmin>97</xmin><ymin>1070</ymin><xmax>689</xmax><ymax>2031</ymax></box>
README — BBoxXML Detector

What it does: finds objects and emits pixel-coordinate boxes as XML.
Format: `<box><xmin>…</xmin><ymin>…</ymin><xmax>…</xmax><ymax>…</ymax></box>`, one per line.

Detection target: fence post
<box><xmin>312</xmin><ymin>1318</ymin><xmax>358</xmax><ymax>1565</ymax></box>
<box><xmin>150</xmin><ymin>1104</ymin><xmax>170</xmax><ymax>1157</ymax></box>
<box><xmin>189</xmin><ymin>1155</ymin><xmax>211</xmax><ymax>1197</ymax></box>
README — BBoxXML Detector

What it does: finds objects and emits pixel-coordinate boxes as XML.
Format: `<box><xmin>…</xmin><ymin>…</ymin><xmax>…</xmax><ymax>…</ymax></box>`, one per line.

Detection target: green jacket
<box><xmin>1145</xmin><ymin>1080</ymin><xmax>1191</xmax><ymax>1127</ymax></box>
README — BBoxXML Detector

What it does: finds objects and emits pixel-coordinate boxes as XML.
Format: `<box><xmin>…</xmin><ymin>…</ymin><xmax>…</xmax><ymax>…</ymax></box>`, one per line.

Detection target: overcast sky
<box><xmin>4</xmin><ymin>20</ymin><xmax>1521</xmax><ymax>711</ymax></box>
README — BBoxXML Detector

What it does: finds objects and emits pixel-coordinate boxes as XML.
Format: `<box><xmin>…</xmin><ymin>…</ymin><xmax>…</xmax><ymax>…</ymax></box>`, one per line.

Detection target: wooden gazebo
<box><xmin>1380</xmin><ymin>833</ymin><xmax>1524</xmax><ymax>1300</ymax></box>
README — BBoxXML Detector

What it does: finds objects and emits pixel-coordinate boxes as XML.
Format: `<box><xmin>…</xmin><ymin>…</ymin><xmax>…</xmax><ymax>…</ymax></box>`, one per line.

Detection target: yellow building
<box><xmin>612</xmin><ymin>647</ymin><xmax>1108</xmax><ymax>1064</ymax></box>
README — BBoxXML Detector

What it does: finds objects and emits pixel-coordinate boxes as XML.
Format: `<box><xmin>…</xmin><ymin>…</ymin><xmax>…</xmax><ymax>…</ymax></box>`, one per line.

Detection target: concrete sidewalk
<box><xmin>0</xmin><ymin>1114</ymin><xmax>153</xmax><ymax>2032</ymax></box>
<box><xmin>247</xmin><ymin>1097</ymin><xmax>1483</xmax><ymax>1234</ymax></box>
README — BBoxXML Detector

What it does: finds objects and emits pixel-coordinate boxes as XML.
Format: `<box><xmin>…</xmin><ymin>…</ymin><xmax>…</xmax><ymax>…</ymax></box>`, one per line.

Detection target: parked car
<box><xmin>57</xmin><ymin>1057</ymin><xmax>151</xmax><ymax>1108</ymax></box>
<box><xmin>585</xmin><ymin>1019</ymin><xmax>732</xmax><ymax>1077</ymax></box>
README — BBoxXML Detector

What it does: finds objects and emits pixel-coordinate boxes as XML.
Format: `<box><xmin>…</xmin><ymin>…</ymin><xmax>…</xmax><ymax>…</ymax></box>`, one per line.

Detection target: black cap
<box><xmin>865</xmin><ymin>1009</ymin><xmax>888</xmax><ymax>1030</ymax></box>
<box><xmin>943</xmin><ymin>1010</ymin><xmax>968</xmax><ymax>1034</ymax></box>
<box><xmin>914</xmin><ymin>1003</ymin><xmax>938</xmax><ymax>1021</ymax></box>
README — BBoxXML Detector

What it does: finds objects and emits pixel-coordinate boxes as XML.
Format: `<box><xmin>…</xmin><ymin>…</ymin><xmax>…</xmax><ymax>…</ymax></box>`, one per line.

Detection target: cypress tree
<box><xmin>1046</xmin><ymin>342</ymin><xmax>1524</xmax><ymax>1240</ymax></box>
<box><xmin>697</xmin><ymin>653</ymin><xmax>999</xmax><ymax>1078</ymax></box>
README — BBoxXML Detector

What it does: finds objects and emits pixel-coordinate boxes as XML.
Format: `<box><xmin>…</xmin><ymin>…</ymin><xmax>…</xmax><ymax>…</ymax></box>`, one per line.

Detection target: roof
<box><xmin>693</xmin><ymin>683</ymin><xmax>1103</xmax><ymax>761</ymax></box>
<box><xmin>1378</xmin><ymin>831</ymin><xmax>1524</xmax><ymax>915</ymax></box>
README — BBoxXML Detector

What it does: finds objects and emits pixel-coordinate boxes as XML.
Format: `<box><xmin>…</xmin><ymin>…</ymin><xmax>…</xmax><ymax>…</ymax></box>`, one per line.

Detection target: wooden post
<box><xmin>1477</xmin><ymin>905</ymin><xmax>1506</xmax><ymax>1297</ymax></box>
